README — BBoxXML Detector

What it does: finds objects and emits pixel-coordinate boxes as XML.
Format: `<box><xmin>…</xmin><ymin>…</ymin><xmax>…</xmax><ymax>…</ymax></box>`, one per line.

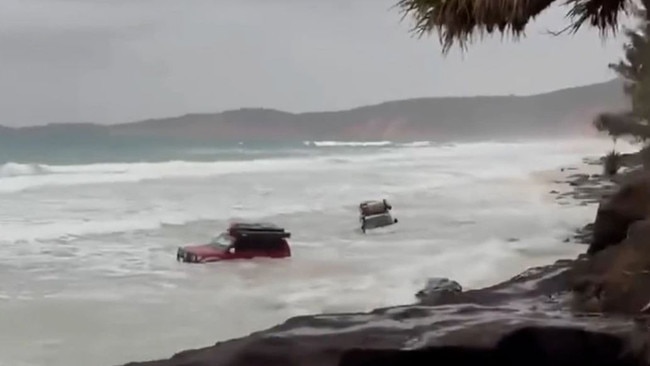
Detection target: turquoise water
<box><xmin>0</xmin><ymin>134</ymin><xmax>443</xmax><ymax>166</ymax></box>
<box><xmin>0</xmin><ymin>136</ymin><xmax>312</xmax><ymax>165</ymax></box>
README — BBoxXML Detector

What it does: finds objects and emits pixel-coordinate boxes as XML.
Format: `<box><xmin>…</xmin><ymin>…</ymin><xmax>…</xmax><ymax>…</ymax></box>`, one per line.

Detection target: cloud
<box><xmin>0</xmin><ymin>0</ymin><xmax>627</xmax><ymax>126</ymax></box>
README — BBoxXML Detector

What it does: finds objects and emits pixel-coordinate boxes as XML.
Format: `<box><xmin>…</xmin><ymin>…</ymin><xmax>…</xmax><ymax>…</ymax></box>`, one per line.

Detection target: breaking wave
<box><xmin>401</xmin><ymin>141</ymin><xmax>433</xmax><ymax>147</ymax></box>
<box><xmin>0</xmin><ymin>147</ymin><xmax>429</xmax><ymax>193</ymax></box>
<box><xmin>0</xmin><ymin>158</ymin><xmax>319</xmax><ymax>193</ymax></box>
<box><xmin>303</xmin><ymin>140</ymin><xmax>438</xmax><ymax>148</ymax></box>
<box><xmin>0</xmin><ymin>139</ymin><xmax>619</xmax><ymax>195</ymax></box>
<box><xmin>0</xmin><ymin>162</ymin><xmax>49</xmax><ymax>177</ymax></box>
<box><xmin>306</xmin><ymin>141</ymin><xmax>394</xmax><ymax>147</ymax></box>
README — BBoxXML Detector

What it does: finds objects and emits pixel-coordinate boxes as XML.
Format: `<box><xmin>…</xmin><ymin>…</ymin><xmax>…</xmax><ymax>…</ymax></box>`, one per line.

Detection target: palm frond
<box><xmin>396</xmin><ymin>0</ymin><xmax>630</xmax><ymax>53</ymax></box>
<box><xmin>565</xmin><ymin>0</ymin><xmax>628</xmax><ymax>34</ymax></box>
<box><xmin>593</xmin><ymin>111</ymin><xmax>650</xmax><ymax>139</ymax></box>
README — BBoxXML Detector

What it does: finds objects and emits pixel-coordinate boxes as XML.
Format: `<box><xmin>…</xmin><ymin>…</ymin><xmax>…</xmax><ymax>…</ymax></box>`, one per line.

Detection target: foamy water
<box><xmin>0</xmin><ymin>138</ymin><xmax>629</xmax><ymax>366</ymax></box>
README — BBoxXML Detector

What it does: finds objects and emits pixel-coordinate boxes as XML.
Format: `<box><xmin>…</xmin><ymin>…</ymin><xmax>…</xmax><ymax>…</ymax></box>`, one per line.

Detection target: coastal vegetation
<box><xmin>593</xmin><ymin>1</ymin><xmax>650</xmax><ymax>172</ymax></box>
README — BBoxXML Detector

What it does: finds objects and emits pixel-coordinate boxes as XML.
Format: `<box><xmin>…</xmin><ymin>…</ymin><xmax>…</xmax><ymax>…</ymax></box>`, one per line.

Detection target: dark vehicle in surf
<box><xmin>359</xmin><ymin>199</ymin><xmax>398</xmax><ymax>233</ymax></box>
<box><xmin>176</xmin><ymin>222</ymin><xmax>291</xmax><ymax>263</ymax></box>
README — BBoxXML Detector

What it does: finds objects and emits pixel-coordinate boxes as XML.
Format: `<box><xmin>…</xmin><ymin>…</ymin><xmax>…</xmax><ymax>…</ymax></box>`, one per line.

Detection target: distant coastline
<box><xmin>1</xmin><ymin>79</ymin><xmax>628</xmax><ymax>142</ymax></box>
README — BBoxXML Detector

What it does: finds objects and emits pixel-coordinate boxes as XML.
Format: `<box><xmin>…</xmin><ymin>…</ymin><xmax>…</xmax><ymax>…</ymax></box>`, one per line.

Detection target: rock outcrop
<box><xmin>340</xmin><ymin>326</ymin><xmax>643</xmax><ymax>366</ymax></box>
<box><xmin>124</xmin><ymin>259</ymin><xmax>645</xmax><ymax>366</ymax></box>
<box><xmin>590</xmin><ymin>174</ymin><xmax>650</xmax><ymax>255</ymax></box>
<box><xmin>573</xmin><ymin>218</ymin><xmax>650</xmax><ymax>314</ymax></box>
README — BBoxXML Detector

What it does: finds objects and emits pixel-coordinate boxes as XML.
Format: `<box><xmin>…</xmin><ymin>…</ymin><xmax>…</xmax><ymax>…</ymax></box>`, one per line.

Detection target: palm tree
<box><xmin>609</xmin><ymin>1</ymin><xmax>650</xmax><ymax>121</ymax></box>
<box><xmin>396</xmin><ymin>0</ymin><xmax>637</xmax><ymax>53</ymax></box>
<box><xmin>590</xmin><ymin>1</ymin><xmax>650</xmax><ymax>148</ymax></box>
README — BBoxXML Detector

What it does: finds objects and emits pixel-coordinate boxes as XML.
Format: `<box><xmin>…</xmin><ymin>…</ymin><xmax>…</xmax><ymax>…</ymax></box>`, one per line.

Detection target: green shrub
<box><xmin>604</xmin><ymin>150</ymin><xmax>622</xmax><ymax>176</ymax></box>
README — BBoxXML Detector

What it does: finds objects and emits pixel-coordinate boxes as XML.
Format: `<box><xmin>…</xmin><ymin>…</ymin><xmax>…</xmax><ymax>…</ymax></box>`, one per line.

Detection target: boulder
<box><xmin>415</xmin><ymin>277</ymin><xmax>462</xmax><ymax>302</ymax></box>
<box><xmin>589</xmin><ymin>174</ymin><xmax>650</xmax><ymax>255</ymax></box>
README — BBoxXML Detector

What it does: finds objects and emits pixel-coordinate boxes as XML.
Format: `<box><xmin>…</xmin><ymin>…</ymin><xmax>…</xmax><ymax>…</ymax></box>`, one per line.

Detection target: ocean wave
<box><xmin>0</xmin><ymin>194</ymin><xmax>346</xmax><ymax>243</ymax></box>
<box><xmin>0</xmin><ymin>158</ymin><xmax>317</xmax><ymax>193</ymax></box>
<box><xmin>0</xmin><ymin>138</ymin><xmax>617</xmax><ymax>194</ymax></box>
<box><xmin>304</xmin><ymin>140</ymin><xmax>438</xmax><ymax>148</ymax></box>
<box><xmin>0</xmin><ymin>151</ymin><xmax>413</xmax><ymax>193</ymax></box>
<box><xmin>0</xmin><ymin>137</ymin><xmax>622</xmax><ymax>243</ymax></box>
<box><xmin>306</xmin><ymin>141</ymin><xmax>394</xmax><ymax>147</ymax></box>
<box><xmin>399</xmin><ymin>141</ymin><xmax>433</xmax><ymax>148</ymax></box>
<box><xmin>0</xmin><ymin>162</ymin><xmax>49</xmax><ymax>177</ymax></box>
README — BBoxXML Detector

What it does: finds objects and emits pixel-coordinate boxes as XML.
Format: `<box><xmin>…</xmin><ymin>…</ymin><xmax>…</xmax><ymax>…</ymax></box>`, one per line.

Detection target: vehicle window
<box><xmin>235</xmin><ymin>237</ymin><xmax>283</xmax><ymax>251</ymax></box>
<box><xmin>209</xmin><ymin>233</ymin><xmax>233</xmax><ymax>249</ymax></box>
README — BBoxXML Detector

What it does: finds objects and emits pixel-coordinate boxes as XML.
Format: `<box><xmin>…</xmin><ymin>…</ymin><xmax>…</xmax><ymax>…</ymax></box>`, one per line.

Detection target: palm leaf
<box><xmin>396</xmin><ymin>0</ymin><xmax>630</xmax><ymax>52</ymax></box>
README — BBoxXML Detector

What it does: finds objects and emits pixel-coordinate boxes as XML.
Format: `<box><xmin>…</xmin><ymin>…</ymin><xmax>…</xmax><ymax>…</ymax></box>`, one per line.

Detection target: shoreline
<box><xmin>534</xmin><ymin>158</ymin><xmax>620</xmax><ymax>245</ymax></box>
<box><xmin>533</xmin><ymin>157</ymin><xmax>615</xmax><ymax>205</ymax></box>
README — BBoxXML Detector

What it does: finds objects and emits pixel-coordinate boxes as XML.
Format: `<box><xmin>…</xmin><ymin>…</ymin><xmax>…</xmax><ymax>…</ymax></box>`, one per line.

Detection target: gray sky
<box><xmin>0</xmin><ymin>0</ymin><xmax>627</xmax><ymax>126</ymax></box>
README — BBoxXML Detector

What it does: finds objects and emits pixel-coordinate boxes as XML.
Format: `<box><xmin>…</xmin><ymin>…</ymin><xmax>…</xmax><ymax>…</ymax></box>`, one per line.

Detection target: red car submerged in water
<box><xmin>176</xmin><ymin>222</ymin><xmax>292</xmax><ymax>263</ymax></box>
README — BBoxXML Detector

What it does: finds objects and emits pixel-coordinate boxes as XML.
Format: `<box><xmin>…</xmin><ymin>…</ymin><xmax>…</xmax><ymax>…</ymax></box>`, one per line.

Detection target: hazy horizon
<box><xmin>0</xmin><ymin>78</ymin><xmax>622</xmax><ymax>129</ymax></box>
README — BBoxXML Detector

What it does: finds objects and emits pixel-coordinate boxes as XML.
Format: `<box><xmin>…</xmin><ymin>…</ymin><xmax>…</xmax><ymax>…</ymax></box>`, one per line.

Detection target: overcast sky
<box><xmin>0</xmin><ymin>0</ymin><xmax>628</xmax><ymax>126</ymax></box>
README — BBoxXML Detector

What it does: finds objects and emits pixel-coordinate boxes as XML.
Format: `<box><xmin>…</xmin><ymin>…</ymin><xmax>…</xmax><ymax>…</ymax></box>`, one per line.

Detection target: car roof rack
<box><xmin>229</xmin><ymin>222</ymin><xmax>285</xmax><ymax>232</ymax></box>
<box><xmin>228</xmin><ymin>222</ymin><xmax>291</xmax><ymax>238</ymax></box>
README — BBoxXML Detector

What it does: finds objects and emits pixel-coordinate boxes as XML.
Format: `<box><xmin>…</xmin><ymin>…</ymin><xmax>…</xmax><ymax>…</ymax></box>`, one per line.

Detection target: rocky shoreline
<box><xmin>124</xmin><ymin>158</ymin><xmax>650</xmax><ymax>366</ymax></box>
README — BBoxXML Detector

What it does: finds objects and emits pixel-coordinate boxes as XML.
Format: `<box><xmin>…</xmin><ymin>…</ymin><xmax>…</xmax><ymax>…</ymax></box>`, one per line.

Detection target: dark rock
<box><xmin>555</xmin><ymin>168</ymin><xmax>619</xmax><ymax>211</ymax></box>
<box><xmin>570</xmin><ymin>223</ymin><xmax>594</xmax><ymax>245</ymax></box>
<box><xmin>589</xmin><ymin>175</ymin><xmax>650</xmax><ymax>255</ymax></box>
<box><xmin>339</xmin><ymin>346</ymin><xmax>493</xmax><ymax>366</ymax></box>
<box><xmin>415</xmin><ymin>278</ymin><xmax>462</xmax><ymax>302</ymax></box>
<box><xmin>573</xmin><ymin>218</ymin><xmax>650</xmax><ymax>315</ymax></box>
<box><xmin>494</xmin><ymin>326</ymin><xmax>641</xmax><ymax>366</ymax></box>
<box><xmin>617</xmin><ymin>152</ymin><xmax>643</xmax><ymax>168</ymax></box>
<box><xmin>568</xmin><ymin>173</ymin><xmax>590</xmax><ymax>180</ymax></box>
<box><xmin>340</xmin><ymin>326</ymin><xmax>642</xmax><ymax>366</ymax></box>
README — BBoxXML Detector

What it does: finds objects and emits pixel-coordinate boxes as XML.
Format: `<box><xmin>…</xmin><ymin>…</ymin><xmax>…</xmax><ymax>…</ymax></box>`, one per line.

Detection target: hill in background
<box><xmin>0</xmin><ymin>79</ymin><xmax>628</xmax><ymax>142</ymax></box>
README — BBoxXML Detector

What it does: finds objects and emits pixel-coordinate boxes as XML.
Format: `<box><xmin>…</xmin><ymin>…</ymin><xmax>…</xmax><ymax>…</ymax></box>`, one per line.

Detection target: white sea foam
<box><xmin>309</xmin><ymin>140</ymin><xmax>394</xmax><ymax>147</ymax></box>
<box><xmin>0</xmin><ymin>141</ymin><xmax>531</xmax><ymax>193</ymax></box>
<box><xmin>400</xmin><ymin>141</ymin><xmax>433</xmax><ymax>147</ymax></box>
<box><xmin>307</xmin><ymin>140</ymin><xmax>434</xmax><ymax>148</ymax></box>
<box><xmin>0</xmin><ymin>158</ymin><xmax>321</xmax><ymax>193</ymax></box>
<box><xmin>0</xmin><ymin>162</ymin><xmax>49</xmax><ymax>177</ymax></box>
<box><xmin>0</xmin><ymin>138</ymin><xmax>630</xmax><ymax>242</ymax></box>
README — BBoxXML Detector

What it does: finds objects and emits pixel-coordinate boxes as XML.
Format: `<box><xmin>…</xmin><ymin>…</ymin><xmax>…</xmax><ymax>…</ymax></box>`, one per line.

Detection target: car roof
<box><xmin>229</xmin><ymin>222</ymin><xmax>285</xmax><ymax>232</ymax></box>
<box><xmin>360</xmin><ymin>200</ymin><xmax>382</xmax><ymax>205</ymax></box>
